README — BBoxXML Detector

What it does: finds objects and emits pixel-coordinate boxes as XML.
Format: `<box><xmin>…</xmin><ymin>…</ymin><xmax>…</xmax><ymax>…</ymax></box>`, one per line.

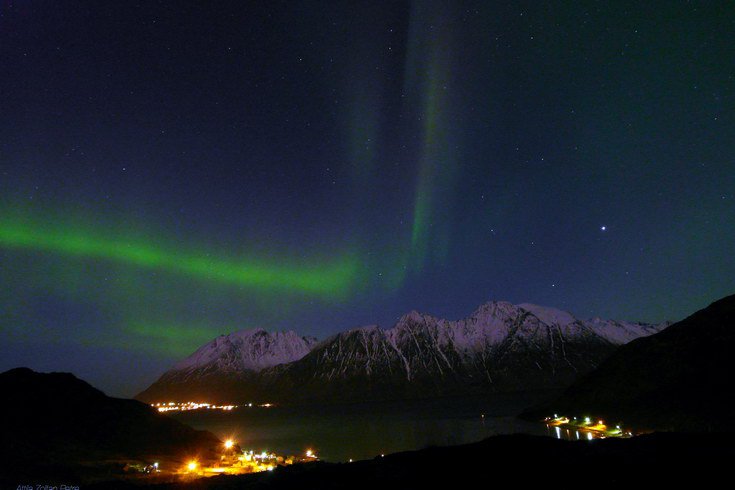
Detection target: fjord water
<box><xmin>169</xmin><ymin>392</ymin><xmax>555</xmax><ymax>462</ymax></box>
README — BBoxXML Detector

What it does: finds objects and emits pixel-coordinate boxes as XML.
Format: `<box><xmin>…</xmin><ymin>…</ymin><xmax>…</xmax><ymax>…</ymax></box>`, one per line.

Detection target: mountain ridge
<box><xmin>137</xmin><ymin>301</ymin><xmax>667</xmax><ymax>404</ymax></box>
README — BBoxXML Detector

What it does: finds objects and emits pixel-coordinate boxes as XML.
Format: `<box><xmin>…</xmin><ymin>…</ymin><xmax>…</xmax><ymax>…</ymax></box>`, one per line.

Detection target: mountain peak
<box><xmin>518</xmin><ymin>303</ymin><xmax>577</xmax><ymax>326</ymax></box>
<box><xmin>465</xmin><ymin>301</ymin><xmax>522</xmax><ymax>328</ymax></box>
<box><xmin>172</xmin><ymin>328</ymin><xmax>317</xmax><ymax>373</ymax></box>
<box><xmin>398</xmin><ymin>309</ymin><xmax>425</xmax><ymax>323</ymax></box>
<box><xmin>472</xmin><ymin>300</ymin><xmax>517</xmax><ymax>314</ymax></box>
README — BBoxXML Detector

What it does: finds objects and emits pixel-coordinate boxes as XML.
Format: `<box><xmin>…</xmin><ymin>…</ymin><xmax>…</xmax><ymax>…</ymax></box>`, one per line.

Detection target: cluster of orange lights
<box><xmin>181</xmin><ymin>440</ymin><xmax>317</xmax><ymax>476</ymax></box>
<box><xmin>152</xmin><ymin>402</ymin><xmax>276</xmax><ymax>413</ymax></box>
<box><xmin>151</xmin><ymin>401</ymin><xmax>237</xmax><ymax>412</ymax></box>
<box><xmin>544</xmin><ymin>414</ymin><xmax>635</xmax><ymax>439</ymax></box>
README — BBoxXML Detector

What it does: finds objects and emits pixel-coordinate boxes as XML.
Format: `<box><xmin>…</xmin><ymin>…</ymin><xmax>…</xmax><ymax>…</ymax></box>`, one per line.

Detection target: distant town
<box><xmin>151</xmin><ymin>401</ymin><xmax>273</xmax><ymax>413</ymax></box>
<box><xmin>127</xmin><ymin>438</ymin><xmax>319</xmax><ymax>480</ymax></box>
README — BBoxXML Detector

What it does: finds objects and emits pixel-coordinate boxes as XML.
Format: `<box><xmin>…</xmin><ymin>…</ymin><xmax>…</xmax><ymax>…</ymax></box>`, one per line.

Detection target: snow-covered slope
<box><xmin>517</xmin><ymin>303</ymin><xmax>577</xmax><ymax>328</ymax></box>
<box><xmin>518</xmin><ymin>303</ymin><xmax>667</xmax><ymax>344</ymax></box>
<box><xmin>136</xmin><ymin>329</ymin><xmax>317</xmax><ymax>403</ymax></box>
<box><xmin>173</xmin><ymin>329</ymin><xmax>317</xmax><ymax>373</ymax></box>
<box><xmin>137</xmin><ymin>302</ymin><xmax>667</xmax><ymax>404</ymax></box>
<box><xmin>583</xmin><ymin>317</ymin><xmax>668</xmax><ymax>344</ymax></box>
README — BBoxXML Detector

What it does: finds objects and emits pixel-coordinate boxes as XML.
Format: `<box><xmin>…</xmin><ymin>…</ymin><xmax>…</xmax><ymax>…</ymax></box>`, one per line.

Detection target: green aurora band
<box><xmin>0</xmin><ymin>220</ymin><xmax>362</xmax><ymax>298</ymax></box>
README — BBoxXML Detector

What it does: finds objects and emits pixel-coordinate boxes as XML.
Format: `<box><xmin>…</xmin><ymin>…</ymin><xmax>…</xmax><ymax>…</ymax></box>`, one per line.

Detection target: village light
<box><xmin>225</xmin><ymin>439</ymin><xmax>234</xmax><ymax>449</ymax></box>
<box><xmin>187</xmin><ymin>461</ymin><xmax>198</xmax><ymax>472</ymax></box>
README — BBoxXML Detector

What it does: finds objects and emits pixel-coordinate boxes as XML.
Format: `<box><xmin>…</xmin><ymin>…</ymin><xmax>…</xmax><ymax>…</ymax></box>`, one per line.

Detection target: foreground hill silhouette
<box><xmin>524</xmin><ymin>294</ymin><xmax>735</xmax><ymax>431</ymax></box>
<box><xmin>88</xmin><ymin>433</ymin><xmax>733</xmax><ymax>488</ymax></box>
<box><xmin>0</xmin><ymin>367</ymin><xmax>220</xmax><ymax>483</ymax></box>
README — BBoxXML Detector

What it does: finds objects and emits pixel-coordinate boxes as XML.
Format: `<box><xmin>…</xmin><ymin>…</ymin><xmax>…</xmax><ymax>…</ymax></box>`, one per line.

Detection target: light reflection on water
<box><xmin>545</xmin><ymin>423</ymin><xmax>603</xmax><ymax>441</ymax></box>
<box><xmin>170</xmin><ymin>393</ymin><xmax>554</xmax><ymax>462</ymax></box>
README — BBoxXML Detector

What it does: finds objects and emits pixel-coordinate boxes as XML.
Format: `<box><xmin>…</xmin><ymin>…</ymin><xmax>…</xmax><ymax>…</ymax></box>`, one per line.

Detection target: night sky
<box><xmin>1</xmin><ymin>1</ymin><xmax>733</xmax><ymax>397</ymax></box>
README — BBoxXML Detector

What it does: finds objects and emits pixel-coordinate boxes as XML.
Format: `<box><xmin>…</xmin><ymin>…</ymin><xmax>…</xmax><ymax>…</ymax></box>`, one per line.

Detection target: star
<box><xmin>600</xmin><ymin>226</ymin><xmax>607</xmax><ymax>231</ymax></box>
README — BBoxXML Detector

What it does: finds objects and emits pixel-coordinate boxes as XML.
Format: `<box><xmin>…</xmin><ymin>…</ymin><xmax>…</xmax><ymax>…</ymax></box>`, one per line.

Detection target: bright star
<box><xmin>600</xmin><ymin>226</ymin><xmax>606</xmax><ymax>231</ymax></box>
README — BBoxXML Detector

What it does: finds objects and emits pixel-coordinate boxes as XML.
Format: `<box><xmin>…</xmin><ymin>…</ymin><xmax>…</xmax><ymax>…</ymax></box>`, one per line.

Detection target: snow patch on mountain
<box><xmin>518</xmin><ymin>303</ymin><xmax>576</xmax><ymax>327</ymax></box>
<box><xmin>585</xmin><ymin>317</ymin><xmax>668</xmax><ymax>344</ymax></box>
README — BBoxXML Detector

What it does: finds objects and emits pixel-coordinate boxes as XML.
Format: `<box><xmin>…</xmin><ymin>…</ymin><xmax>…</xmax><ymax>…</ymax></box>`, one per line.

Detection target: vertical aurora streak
<box><xmin>406</xmin><ymin>2</ymin><xmax>458</xmax><ymax>270</ymax></box>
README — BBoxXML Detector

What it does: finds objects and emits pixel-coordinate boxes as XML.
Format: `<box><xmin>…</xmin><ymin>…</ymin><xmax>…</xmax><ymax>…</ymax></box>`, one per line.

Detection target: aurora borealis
<box><xmin>0</xmin><ymin>216</ymin><xmax>362</xmax><ymax>296</ymax></box>
<box><xmin>1</xmin><ymin>1</ymin><xmax>734</xmax><ymax>396</ymax></box>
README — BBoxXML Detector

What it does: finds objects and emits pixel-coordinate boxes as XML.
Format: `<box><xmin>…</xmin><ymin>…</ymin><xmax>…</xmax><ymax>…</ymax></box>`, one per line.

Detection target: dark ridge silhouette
<box><xmin>0</xmin><ymin>367</ymin><xmax>220</xmax><ymax>483</ymax></box>
<box><xmin>86</xmin><ymin>433</ymin><xmax>733</xmax><ymax>488</ymax></box>
<box><xmin>522</xmin><ymin>294</ymin><xmax>735</xmax><ymax>431</ymax></box>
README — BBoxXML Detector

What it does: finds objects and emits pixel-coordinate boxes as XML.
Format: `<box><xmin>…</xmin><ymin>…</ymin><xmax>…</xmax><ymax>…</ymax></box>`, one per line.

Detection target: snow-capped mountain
<box><xmin>136</xmin><ymin>302</ymin><xmax>667</xmax><ymax>404</ymax></box>
<box><xmin>136</xmin><ymin>329</ymin><xmax>317</xmax><ymax>403</ymax></box>
<box><xmin>172</xmin><ymin>329</ymin><xmax>317</xmax><ymax>373</ymax></box>
<box><xmin>518</xmin><ymin>303</ymin><xmax>664</xmax><ymax>344</ymax></box>
<box><xmin>259</xmin><ymin>302</ymin><xmax>667</xmax><ymax>402</ymax></box>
